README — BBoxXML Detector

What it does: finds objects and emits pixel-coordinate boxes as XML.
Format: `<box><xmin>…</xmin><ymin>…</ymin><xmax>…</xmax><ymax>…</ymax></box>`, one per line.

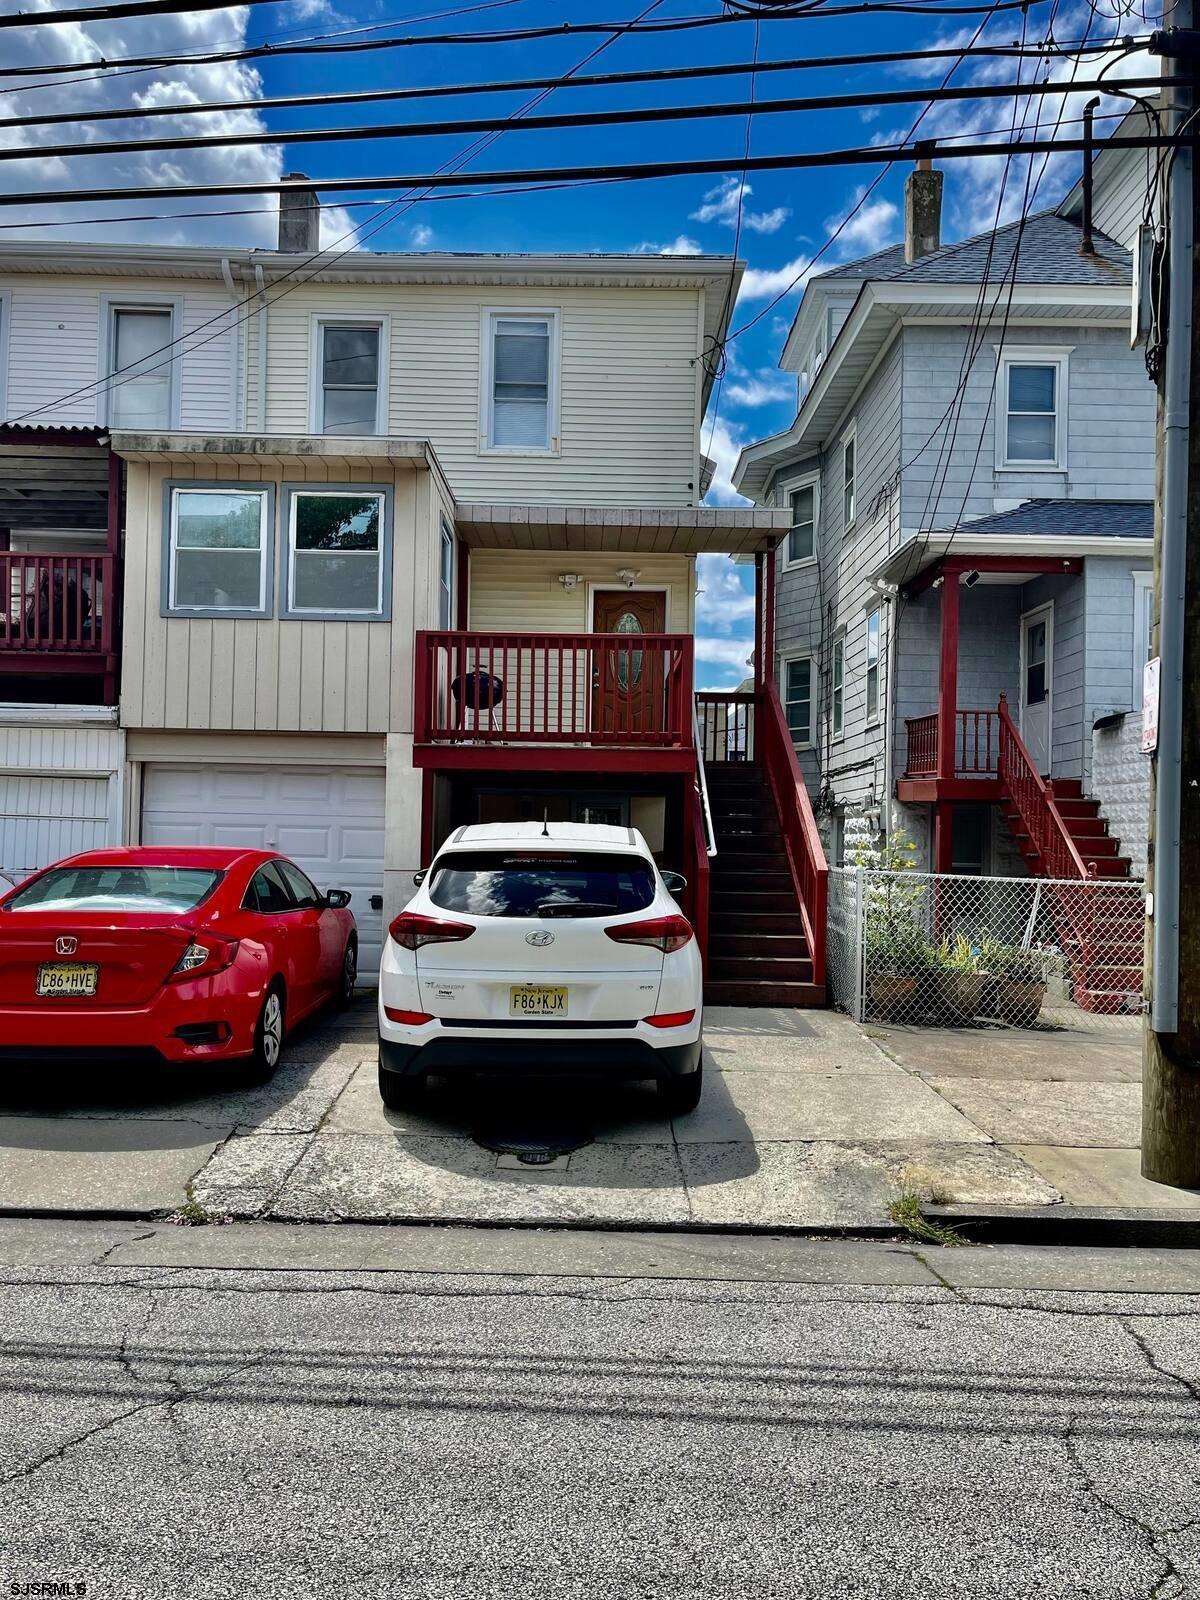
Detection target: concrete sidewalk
<box><xmin>2</xmin><ymin>998</ymin><xmax>1193</xmax><ymax>1231</ymax></box>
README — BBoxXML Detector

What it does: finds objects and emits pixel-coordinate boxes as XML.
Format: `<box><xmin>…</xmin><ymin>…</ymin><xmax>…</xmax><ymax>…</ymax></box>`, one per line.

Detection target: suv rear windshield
<box><xmin>4</xmin><ymin>866</ymin><xmax>223</xmax><ymax>914</ymax></box>
<box><xmin>427</xmin><ymin>851</ymin><xmax>656</xmax><ymax>919</ymax></box>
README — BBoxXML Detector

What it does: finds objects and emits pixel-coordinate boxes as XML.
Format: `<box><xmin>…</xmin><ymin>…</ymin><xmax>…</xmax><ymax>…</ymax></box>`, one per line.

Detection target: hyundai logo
<box><xmin>525</xmin><ymin>930</ymin><xmax>555</xmax><ymax>947</ymax></box>
<box><xmin>55</xmin><ymin>936</ymin><xmax>78</xmax><ymax>956</ymax></box>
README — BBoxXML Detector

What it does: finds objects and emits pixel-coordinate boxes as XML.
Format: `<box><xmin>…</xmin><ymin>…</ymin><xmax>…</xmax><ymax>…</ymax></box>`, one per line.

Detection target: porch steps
<box><xmin>703</xmin><ymin>763</ymin><xmax>824</xmax><ymax>1008</ymax></box>
<box><xmin>998</xmin><ymin>796</ymin><xmax>1134</xmax><ymax>882</ymax></box>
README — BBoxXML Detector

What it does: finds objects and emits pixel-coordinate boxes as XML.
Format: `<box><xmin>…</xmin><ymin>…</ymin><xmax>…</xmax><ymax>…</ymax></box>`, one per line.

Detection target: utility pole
<box><xmin>1143</xmin><ymin>0</ymin><xmax>1200</xmax><ymax>1184</ymax></box>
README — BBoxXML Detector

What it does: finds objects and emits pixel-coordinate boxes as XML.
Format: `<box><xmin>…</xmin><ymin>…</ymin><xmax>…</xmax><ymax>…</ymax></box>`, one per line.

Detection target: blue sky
<box><xmin>4</xmin><ymin>0</ymin><xmax>1145</xmax><ymax>684</ymax></box>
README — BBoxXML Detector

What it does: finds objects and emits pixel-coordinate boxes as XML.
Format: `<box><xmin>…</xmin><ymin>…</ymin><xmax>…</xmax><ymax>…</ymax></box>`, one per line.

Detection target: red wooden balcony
<box><xmin>903</xmin><ymin>709</ymin><xmax>1000</xmax><ymax>778</ymax></box>
<box><xmin>413</xmin><ymin>629</ymin><xmax>696</xmax><ymax>772</ymax></box>
<box><xmin>0</xmin><ymin>553</ymin><xmax>117</xmax><ymax>680</ymax></box>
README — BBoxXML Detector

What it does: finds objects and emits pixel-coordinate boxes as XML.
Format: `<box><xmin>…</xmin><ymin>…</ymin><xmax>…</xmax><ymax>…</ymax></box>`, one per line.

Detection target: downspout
<box><xmin>1151</xmin><ymin>45</ymin><xmax>1191</xmax><ymax>1033</ymax></box>
<box><xmin>219</xmin><ymin>257</ymin><xmax>241</xmax><ymax>429</ymax></box>
<box><xmin>882</xmin><ymin>590</ymin><xmax>898</xmax><ymax>839</ymax></box>
<box><xmin>253</xmin><ymin>263</ymin><xmax>268</xmax><ymax>432</ymax></box>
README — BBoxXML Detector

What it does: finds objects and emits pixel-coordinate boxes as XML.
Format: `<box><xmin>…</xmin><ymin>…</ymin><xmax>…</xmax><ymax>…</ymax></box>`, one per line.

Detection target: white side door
<box><xmin>1019</xmin><ymin>603</ymin><xmax>1054</xmax><ymax>776</ymax></box>
<box><xmin>140</xmin><ymin>764</ymin><xmax>387</xmax><ymax>978</ymax></box>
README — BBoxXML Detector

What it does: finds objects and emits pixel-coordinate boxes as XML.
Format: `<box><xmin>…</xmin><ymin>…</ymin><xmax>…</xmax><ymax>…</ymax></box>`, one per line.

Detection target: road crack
<box><xmin>1063</xmin><ymin>1414</ymin><xmax>1188</xmax><ymax>1600</ymax></box>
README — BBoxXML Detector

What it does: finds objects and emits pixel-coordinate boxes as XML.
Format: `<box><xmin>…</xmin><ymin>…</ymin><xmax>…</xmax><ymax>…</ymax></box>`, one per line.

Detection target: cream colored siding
<box><xmin>0</xmin><ymin>719</ymin><xmax>124</xmax><ymax>878</ymax></box>
<box><xmin>467</xmin><ymin>550</ymin><xmax>695</xmax><ymax>632</ymax></box>
<box><xmin>251</xmin><ymin>285</ymin><xmax>701</xmax><ymax>506</ymax></box>
<box><xmin>120</xmin><ymin>455</ymin><xmax>434</xmax><ymax>734</ymax></box>
<box><xmin>1</xmin><ymin>275</ymin><xmax>238</xmax><ymax>428</ymax></box>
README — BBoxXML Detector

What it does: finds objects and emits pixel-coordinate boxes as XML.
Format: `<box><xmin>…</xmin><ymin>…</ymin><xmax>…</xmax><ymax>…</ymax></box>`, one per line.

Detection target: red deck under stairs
<box><xmin>703</xmin><ymin>762</ymin><xmax>825</xmax><ymax>1008</ymax></box>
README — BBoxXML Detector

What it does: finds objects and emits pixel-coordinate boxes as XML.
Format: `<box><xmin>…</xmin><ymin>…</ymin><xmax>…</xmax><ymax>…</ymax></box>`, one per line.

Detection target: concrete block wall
<box><xmin>1092</xmin><ymin>711</ymin><xmax>1150</xmax><ymax>880</ymax></box>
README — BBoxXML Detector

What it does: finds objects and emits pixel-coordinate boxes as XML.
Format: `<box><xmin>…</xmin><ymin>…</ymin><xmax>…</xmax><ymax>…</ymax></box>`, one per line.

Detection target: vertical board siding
<box><xmin>2</xmin><ymin>275</ymin><xmax>237</xmax><ymax>428</ymax></box>
<box><xmin>0</xmin><ymin>721</ymin><xmax>123</xmax><ymax>878</ymax></box>
<box><xmin>120</xmin><ymin>457</ymin><xmax>422</xmax><ymax>734</ymax></box>
<box><xmin>254</xmin><ymin>284</ymin><xmax>701</xmax><ymax>506</ymax></box>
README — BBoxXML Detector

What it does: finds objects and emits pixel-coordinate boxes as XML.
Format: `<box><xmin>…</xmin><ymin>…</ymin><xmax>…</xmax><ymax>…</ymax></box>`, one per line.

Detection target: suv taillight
<box><xmin>168</xmin><ymin>935</ymin><xmax>239</xmax><ymax>982</ymax></box>
<box><xmin>605</xmin><ymin>914</ymin><xmax>693</xmax><ymax>954</ymax></box>
<box><xmin>388</xmin><ymin>912</ymin><xmax>475</xmax><ymax>951</ymax></box>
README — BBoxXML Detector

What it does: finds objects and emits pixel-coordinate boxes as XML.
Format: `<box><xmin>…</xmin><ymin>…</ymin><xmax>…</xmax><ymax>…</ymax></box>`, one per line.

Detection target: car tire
<box><xmin>378</xmin><ymin>1062</ymin><xmax>423</xmax><ymax>1111</ymax></box>
<box><xmin>334</xmin><ymin>938</ymin><xmax>357</xmax><ymax>1008</ymax></box>
<box><xmin>661</xmin><ymin>1057</ymin><xmax>703</xmax><ymax>1116</ymax></box>
<box><xmin>244</xmin><ymin>983</ymin><xmax>286</xmax><ymax>1085</ymax></box>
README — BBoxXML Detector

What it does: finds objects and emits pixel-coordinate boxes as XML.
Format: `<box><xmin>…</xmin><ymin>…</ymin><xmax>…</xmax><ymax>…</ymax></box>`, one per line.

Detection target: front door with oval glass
<box><xmin>592</xmin><ymin>590</ymin><xmax>667</xmax><ymax>737</ymax></box>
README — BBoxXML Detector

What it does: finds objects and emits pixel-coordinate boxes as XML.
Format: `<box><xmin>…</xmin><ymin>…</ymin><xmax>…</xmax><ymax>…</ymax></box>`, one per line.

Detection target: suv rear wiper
<box><xmin>535</xmin><ymin>900</ymin><xmax>618</xmax><ymax>918</ymax></box>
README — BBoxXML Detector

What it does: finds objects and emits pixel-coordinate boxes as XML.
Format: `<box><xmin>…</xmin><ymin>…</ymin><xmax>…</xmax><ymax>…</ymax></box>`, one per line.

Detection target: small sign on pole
<box><xmin>1142</xmin><ymin>656</ymin><xmax>1161</xmax><ymax>754</ymax></box>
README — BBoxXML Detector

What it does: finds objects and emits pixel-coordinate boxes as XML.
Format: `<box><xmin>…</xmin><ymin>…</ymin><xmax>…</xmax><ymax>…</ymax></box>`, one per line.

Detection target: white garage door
<box><xmin>141</xmin><ymin>765</ymin><xmax>387</xmax><ymax>978</ymax></box>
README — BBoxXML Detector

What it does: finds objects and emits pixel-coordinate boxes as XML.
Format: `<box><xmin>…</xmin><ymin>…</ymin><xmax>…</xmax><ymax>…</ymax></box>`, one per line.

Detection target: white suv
<box><xmin>377</xmin><ymin>822</ymin><xmax>704</xmax><ymax>1114</ymax></box>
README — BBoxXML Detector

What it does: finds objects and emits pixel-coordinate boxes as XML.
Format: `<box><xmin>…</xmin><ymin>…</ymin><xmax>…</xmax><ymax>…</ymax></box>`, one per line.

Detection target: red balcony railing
<box><xmin>0</xmin><ymin>553</ymin><xmax>114</xmax><ymax>659</ymax></box>
<box><xmin>903</xmin><ymin>710</ymin><xmax>1000</xmax><ymax>777</ymax></box>
<box><xmin>415</xmin><ymin>630</ymin><xmax>694</xmax><ymax>748</ymax></box>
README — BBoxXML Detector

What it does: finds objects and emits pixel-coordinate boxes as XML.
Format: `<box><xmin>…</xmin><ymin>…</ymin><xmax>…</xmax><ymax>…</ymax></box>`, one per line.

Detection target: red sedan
<box><xmin>0</xmin><ymin>847</ymin><xmax>358</xmax><ymax>1077</ymax></box>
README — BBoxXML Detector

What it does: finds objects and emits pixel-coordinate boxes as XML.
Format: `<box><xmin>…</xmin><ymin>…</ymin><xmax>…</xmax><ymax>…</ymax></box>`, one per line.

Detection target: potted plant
<box><xmin>933</xmin><ymin>934</ymin><xmax>985</xmax><ymax>1024</ymax></box>
<box><xmin>978</xmin><ymin>937</ymin><xmax>1048</xmax><ymax>1027</ymax></box>
<box><xmin>866</xmin><ymin>917</ymin><xmax>934</xmax><ymax>1021</ymax></box>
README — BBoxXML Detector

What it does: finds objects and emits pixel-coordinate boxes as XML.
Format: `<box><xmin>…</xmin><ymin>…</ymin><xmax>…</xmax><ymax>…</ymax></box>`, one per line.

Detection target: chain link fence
<box><xmin>827</xmin><ymin>867</ymin><xmax>1145</xmax><ymax>1032</ymax></box>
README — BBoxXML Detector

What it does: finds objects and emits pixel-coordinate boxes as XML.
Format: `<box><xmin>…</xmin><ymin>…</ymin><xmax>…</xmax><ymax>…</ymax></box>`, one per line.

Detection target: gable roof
<box><xmin>944</xmin><ymin>498</ymin><xmax>1153</xmax><ymax>539</ymax></box>
<box><xmin>817</xmin><ymin>210</ymin><xmax>1130</xmax><ymax>288</ymax></box>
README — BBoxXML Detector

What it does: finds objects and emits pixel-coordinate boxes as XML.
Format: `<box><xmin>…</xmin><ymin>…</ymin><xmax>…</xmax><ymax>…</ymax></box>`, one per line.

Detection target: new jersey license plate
<box><xmin>510</xmin><ymin>985</ymin><xmax>568</xmax><ymax>1018</ymax></box>
<box><xmin>36</xmin><ymin>962</ymin><xmax>99</xmax><ymax>998</ymax></box>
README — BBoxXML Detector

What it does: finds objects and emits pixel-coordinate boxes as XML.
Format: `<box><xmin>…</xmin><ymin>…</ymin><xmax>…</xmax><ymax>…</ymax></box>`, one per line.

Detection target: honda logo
<box><xmin>525</xmin><ymin>930</ymin><xmax>555</xmax><ymax>947</ymax></box>
<box><xmin>55</xmin><ymin>936</ymin><xmax>78</xmax><ymax>956</ymax></box>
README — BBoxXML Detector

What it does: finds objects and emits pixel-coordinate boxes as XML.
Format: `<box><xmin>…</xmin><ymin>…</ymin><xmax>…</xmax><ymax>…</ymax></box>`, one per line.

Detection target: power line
<box><xmin>5</xmin><ymin>74</ymin><xmax>1169</xmax><ymax>168</ymax></box>
<box><xmin>0</xmin><ymin>0</ymin><xmax>1120</xmax><ymax>80</ymax></box>
<box><xmin>0</xmin><ymin>131</ymin><xmax>1183</xmax><ymax>211</ymax></box>
<box><xmin>0</xmin><ymin>0</ymin><xmax>489</xmax><ymax>27</ymax></box>
<box><xmin>3</xmin><ymin>39</ymin><xmax>1135</xmax><ymax>129</ymax></box>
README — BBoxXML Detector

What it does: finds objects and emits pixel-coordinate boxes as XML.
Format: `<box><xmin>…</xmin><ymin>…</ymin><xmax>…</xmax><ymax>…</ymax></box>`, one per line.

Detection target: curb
<box><xmin>927</xmin><ymin>1202</ymin><xmax>1200</xmax><ymax>1248</ymax></box>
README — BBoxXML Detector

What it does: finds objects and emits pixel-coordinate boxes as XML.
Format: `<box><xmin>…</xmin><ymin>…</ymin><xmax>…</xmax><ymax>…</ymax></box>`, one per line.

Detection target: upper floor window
<box><xmin>784</xmin><ymin>477</ymin><xmax>819</xmax><ymax>568</ymax></box>
<box><xmin>108</xmin><ymin>305</ymin><xmax>176</xmax><ymax>429</ymax></box>
<box><xmin>315</xmin><ymin>319</ymin><xmax>384</xmax><ymax>435</ymax></box>
<box><xmin>842</xmin><ymin>426</ymin><xmax>857</xmax><ymax>529</ymax></box>
<box><xmin>865</xmin><ymin>607</ymin><xmax>881</xmax><ymax>724</ymax></box>
<box><xmin>831</xmin><ymin>631</ymin><xmax>845</xmax><ymax>738</ymax></box>
<box><xmin>282</xmin><ymin>486</ymin><xmax>390</xmax><ymax>620</ymax></box>
<box><xmin>997</xmin><ymin>349</ymin><xmax>1069</xmax><ymax>470</ymax></box>
<box><xmin>483</xmin><ymin>309</ymin><xmax>558</xmax><ymax>452</ymax></box>
<box><xmin>783</xmin><ymin>655</ymin><xmax>813</xmax><ymax>748</ymax></box>
<box><xmin>439</xmin><ymin>517</ymin><xmax>455</xmax><ymax>629</ymax></box>
<box><xmin>1134</xmin><ymin>569</ymin><xmax>1154</xmax><ymax>688</ymax></box>
<box><xmin>165</xmin><ymin>485</ymin><xmax>271</xmax><ymax>617</ymax></box>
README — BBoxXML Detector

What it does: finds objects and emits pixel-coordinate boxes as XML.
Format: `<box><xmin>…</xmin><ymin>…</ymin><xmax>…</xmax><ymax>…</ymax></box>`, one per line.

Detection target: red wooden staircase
<box><xmin>996</xmin><ymin>695</ymin><xmax>1142</xmax><ymax>1013</ymax></box>
<box><xmin>696</xmin><ymin>687</ymin><xmax>827</xmax><ymax>1007</ymax></box>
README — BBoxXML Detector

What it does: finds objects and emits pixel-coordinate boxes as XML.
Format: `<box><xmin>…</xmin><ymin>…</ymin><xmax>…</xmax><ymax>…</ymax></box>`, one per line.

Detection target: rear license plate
<box><xmin>36</xmin><ymin>963</ymin><xmax>99</xmax><ymax>998</ymax></box>
<box><xmin>510</xmin><ymin>985</ymin><xmax>568</xmax><ymax>1018</ymax></box>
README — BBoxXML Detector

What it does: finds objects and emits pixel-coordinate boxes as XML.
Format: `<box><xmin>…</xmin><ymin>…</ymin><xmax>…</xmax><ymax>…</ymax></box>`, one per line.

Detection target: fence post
<box><xmin>853</xmin><ymin>866</ymin><xmax>866</xmax><ymax>1023</ymax></box>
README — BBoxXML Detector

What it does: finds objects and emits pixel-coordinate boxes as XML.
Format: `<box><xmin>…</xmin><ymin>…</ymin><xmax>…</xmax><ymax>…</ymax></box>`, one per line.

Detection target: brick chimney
<box><xmin>278</xmin><ymin>173</ymin><xmax>319</xmax><ymax>253</ymax></box>
<box><xmin>904</xmin><ymin>157</ymin><xmax>943</xmax><ymax>265</ymax></box>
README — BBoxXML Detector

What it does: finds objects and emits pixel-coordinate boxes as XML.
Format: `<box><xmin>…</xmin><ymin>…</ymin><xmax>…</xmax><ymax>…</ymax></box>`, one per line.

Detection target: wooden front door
<box><xmin>592</xmin><ymin>589</ymin><xmax>667</xmax><ymax>736</ymax></box>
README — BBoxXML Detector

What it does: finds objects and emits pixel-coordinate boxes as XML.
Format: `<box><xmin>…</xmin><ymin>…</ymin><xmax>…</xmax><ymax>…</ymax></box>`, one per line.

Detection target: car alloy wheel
<box><xmin>260</xmin><ymin>990</ymin><xmax>283</xmax><ymax>1070</ymax></box>
<box><xmin>341</xmin><ymin>941</ymin><xmax>357</xmax><ymax>1004</ymax></box>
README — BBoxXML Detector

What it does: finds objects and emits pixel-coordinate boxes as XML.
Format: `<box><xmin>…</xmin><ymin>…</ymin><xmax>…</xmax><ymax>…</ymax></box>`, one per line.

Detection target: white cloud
<box><xmin>632</xmin><ymin>235</ymin><xmax>703</xmax><ymax>255</ymax></box>
<box><xmin>410</xmin><ymin>223</ymin><xmax>434</xmax><ymax>249</ymax></box>
<box><xmin>690</xmin><ymin>177</ymin><xmax>790</xmax><ymax>236</ymax></box>
<box><xmin>700</xmin><ymin>412</ymin><xmax>752</xmax><ymax>507</ymax></box>
<box><xmin>695</xmin><ymin>553</ymin><xmax>756</xmax><ymax>631</ymax></box>
<box><xmin>694</xmin><ymin>635</ymin><xmax>755</xmax><ymax>670</ymax></box>
<box><xmin>737</xmin><ymin>254</ymin><xmax>814</xmax><ymax>301</ymax></box>
<box><xmin>724</xmin><ymin>372</ymin><xmax>796</xmax><ymax>409</ymax></box>
<box><xmin>828</xmin><ymin>193</ymin><xmax>900</xmax><ymax>257</ymax></box>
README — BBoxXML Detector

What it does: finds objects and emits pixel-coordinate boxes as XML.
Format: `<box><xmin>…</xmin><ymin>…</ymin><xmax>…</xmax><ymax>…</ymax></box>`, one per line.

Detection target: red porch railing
<box><xmin>0</xmin><ymin>553</ymin><xmax>114</xmax><ymax>659</ymax></box>
<box><xmin>695</xmin><ymin>690</ymin><xmax>755</xmax><ymax>763</ymax></box>
<box><xmin>904</xmin><ymin>709</ymin><xmax>1000</xmax><ymax>777</ymax></box>
<box><xmin>996</xmin><ymin>693</ymin><xmax>1088</xmax><ymax>880</ymax></box>
<box><xmin>414</xmin><ymin>630</ymin><xmax>694</xmax><ymax>747</ymax></box>
<box><xmin>759</xmin><ymin>680</ymin><xmax>829</xmax><ymax>989</ymax></box>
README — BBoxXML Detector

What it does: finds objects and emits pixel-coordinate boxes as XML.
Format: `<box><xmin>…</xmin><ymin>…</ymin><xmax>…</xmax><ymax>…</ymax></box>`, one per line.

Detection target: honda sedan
<box><xmin>378</xmin><ymin>822</ymin><xmax>704</xmax><ymax>1113</ymax></box>
<box><xmin>0</xmin><ymin>847</ymin><xmax>357</xmax><ymax>1078</ymax></box>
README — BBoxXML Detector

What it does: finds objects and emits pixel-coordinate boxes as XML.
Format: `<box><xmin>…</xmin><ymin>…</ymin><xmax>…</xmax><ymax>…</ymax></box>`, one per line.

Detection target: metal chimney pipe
<box><xmin>1080</xmin><ymin>97</ymin><xmax>1101</xmax><ymax>255</ymax></box>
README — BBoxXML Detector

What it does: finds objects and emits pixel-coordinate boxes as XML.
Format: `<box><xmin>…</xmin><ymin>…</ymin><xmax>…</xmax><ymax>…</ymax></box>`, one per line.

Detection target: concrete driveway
<box><xmin>0</xmin><ymin>995</ymin><xmax>1130</xmax><ymax>1230</ymax></box>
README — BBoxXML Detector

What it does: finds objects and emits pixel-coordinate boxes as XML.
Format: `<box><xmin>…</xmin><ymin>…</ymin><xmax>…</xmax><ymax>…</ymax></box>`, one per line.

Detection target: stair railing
<box><xmin>692</xmin><ymin>700</ymin><xmax>718</xmax><ymax>860</ymax></box>
<box><xmin>996</xmin><ymin>693</ymin><xmax>1089</xmax><ymax>880</ymax></box>
<box><xmin>759</xmin><ymin>679</ymin><xmax>829</xmax><ymax>988</ymax></box>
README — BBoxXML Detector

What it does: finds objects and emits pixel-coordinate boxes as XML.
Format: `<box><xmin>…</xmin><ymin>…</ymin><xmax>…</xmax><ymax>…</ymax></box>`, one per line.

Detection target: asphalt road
<box><xmin>2</xmin><ymin>1232</ymin><xmax>1199</xmax><ymax>1599</ymax></box>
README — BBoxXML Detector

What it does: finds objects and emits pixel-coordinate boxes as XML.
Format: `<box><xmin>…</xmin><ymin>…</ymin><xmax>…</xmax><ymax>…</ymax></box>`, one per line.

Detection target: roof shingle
<box><xmin>938</xmin><ymin>498</ymin><xmax>1153</xmax><ymax>538</ymax></box>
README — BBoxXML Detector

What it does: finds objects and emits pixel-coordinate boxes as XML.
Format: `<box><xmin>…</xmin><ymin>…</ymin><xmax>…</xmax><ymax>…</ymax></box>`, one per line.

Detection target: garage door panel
<box><xmin>142</xmin><ymin>764</ymin><xmax>386</xmax><ymax>979</ymax></box>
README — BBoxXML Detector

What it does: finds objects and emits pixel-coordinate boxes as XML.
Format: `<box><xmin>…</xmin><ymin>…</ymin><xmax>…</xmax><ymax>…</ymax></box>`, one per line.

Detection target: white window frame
<box><xmin>864</xmin><ymin>607</ymin><xmax>882</xmax><ymax>726</ymax></box>
<box><xmin>841</xmin><ymin>422</ymin><xmax>857</xmax><ymax>531</ymax></box>
<box><xmin>0</xmin><ymin>289</ymin><xmax>9</xmax><ymax>422</ymax></box>
<box><xmin>439</xmin><ymin>516</ymin><xmax>456</xmax><ymax>630</ymax></box>
<box><xmin>163</xmin><ymin>483</ymin><xmax>273</xmax><ymax>618</ymax></box>
<box><xmin>100</xmin><ymin>295</ymin><xmax>182</xmax><ymax>429</ymax></box>
<box><xmin>282</xmin><ymin>485</ymin><xmax>391</xmax><ymax>621</ymax></box>
<box><xmin>831</xmin><ymin>629</ymin><xmax>846</xmax><ymax>738</ymax></box>
<box><xmin>309</xmin><ymin>314</ymin><xmax>388</xmax><ymax>436</ymax></box>
<box><xmin>480</xmin><ymin>306</ymin><xmax>560</xmax><ymax>455</ymax></box>
<box><xmin>780</xmin><ymin>471</ymin><xmax>820</xmax><ymax>570</ymax></box>
<box><xmin>994</xmin><ymin>346</ymin><xmax>1070</xmax><ymax>472</ymax></box>
<box><xmin>1133</xmin><ymin>568</ymin><xmax>1154</xmax><ymax>690</ymax></box>
<box><xmin>782</xmin><ymin>653</ymin><xmax>814</xmax><ymax>749</ymax></box>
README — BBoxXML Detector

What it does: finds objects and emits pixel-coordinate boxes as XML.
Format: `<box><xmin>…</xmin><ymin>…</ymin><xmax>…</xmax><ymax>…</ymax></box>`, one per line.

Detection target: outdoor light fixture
<box><xmin>963</xmin><ymin>569</ymin><xmax>981</xmax><ymax>587</ymax></box>
<box><xmin>557</xmin><ymin>574</ymin><xmax>585</xmax><ymax>591</ymax></box>
<box><xmin>616</xmin><ymin>568</ymin><xmax>641</xmax><ymax>588</ymax></box>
